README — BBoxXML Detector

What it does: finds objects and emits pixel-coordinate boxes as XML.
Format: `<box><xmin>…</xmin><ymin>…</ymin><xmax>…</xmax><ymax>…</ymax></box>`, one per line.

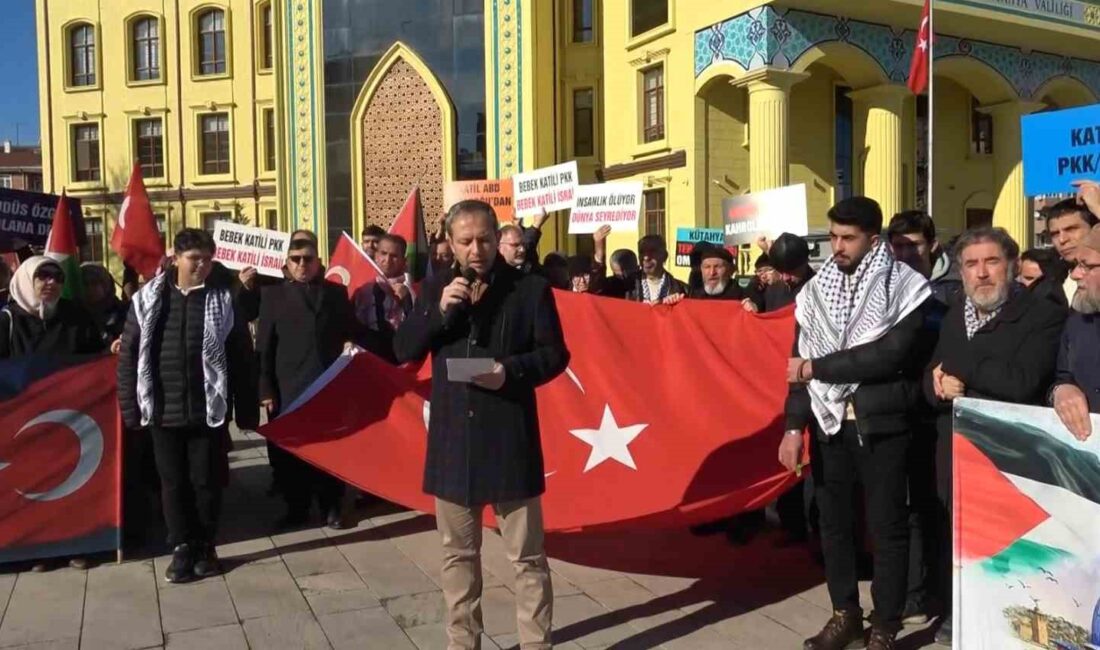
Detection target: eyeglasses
<box><xmin>288</xmin><ymin>255</ymin><xmax>316</xmax><ymax>265</ymax></box>
<box><xmin>1073</xmin><ymin>260</ymin><xmax>1100</xmax><ymax>273</ymax></box>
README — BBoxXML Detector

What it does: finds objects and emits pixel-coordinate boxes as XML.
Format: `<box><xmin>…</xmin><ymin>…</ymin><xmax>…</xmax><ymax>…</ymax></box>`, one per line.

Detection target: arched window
<box><xmin>69</xmin><ymin>23</ymin><xmax>96</xmax><ymax>87</ymax></box>
<box><xmin>197</xmin><ymin>9</ymin><xmax>227</xmax><ymax>76</ymax></box>
<box><xmin>132</xmin><ymin>16</ymin><xmax>160</xmax><ymax>81</ymax></box>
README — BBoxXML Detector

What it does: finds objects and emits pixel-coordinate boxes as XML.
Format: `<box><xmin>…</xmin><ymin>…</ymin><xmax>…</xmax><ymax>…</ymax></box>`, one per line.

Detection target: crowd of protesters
<box><xmin>2</xmin><ymin>178</ymin><xmax>1100</xmax><ymax>650</ymax></box>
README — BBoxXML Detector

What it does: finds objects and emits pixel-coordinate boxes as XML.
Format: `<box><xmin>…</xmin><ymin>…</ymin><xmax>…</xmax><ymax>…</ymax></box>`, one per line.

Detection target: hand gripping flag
<box><xmin>111</xmin><ymin>164</ymin><xmax>166</xmax><ymax>279</ymax></box>
<box><xmin>0</xmin><ymin>356</ymin><xmax>121</xmax><ymax>562</ymax></box>
<box><xmin>261</xmin><ymin>294</ymin><xmax>806</xmax><ymax>531</ymax></box>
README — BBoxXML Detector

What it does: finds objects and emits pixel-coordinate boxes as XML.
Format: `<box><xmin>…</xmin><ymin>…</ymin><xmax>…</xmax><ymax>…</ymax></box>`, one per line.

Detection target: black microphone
<box><xmin>443</xmin><ymin>266</ymin><xmax>480</xmax><ymax>329</ymax></box>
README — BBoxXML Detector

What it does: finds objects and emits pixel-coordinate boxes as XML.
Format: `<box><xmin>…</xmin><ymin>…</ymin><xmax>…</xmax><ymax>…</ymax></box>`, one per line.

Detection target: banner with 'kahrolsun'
<box><xmin>953</xmin><ymin>398</ymin><xmax>1100</xmax><ymax>649</ymax></box>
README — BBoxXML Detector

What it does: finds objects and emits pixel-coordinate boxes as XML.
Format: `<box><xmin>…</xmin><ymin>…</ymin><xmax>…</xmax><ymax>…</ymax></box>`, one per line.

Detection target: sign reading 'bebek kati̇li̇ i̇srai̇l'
<box><xmin>567</xmin><ymin>181</ymin><xmax>643</xmax><ymax>234</ymax></box>
<box><xmin>212</xmin><ymin>220</ymin><xmax>292</xmax><ymax>278</ymax></box>
<box><xmin>512</xmin><ymin>161</ymin><xmax>579</xmax><ymax>218</ymax></box>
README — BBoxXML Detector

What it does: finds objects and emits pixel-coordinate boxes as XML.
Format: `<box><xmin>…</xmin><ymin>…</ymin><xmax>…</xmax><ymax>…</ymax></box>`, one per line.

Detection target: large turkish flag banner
<box><xmin>0</xmin><ymin>356</ymin><xmax>121</xmax><ymax>561</ymax></box>
<box><xmin>261</xmin><ymin>292</ymin><xmax>802</xmax><ymax>531</ymax></box>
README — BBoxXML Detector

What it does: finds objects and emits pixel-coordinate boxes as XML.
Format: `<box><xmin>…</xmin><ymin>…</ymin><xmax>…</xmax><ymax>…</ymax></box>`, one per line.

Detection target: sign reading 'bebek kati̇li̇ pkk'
<box><xmin>212</xmin><ymin>221</ymin><xmax>291</xmax><ymax>278</ymax></box>
<box><xmin>722</xmin><ymin>184</ymin><xmax>809</xmax><ymax>247</ymax></box>
<box><xmin>443</xmin><ymin>179</ymin><xmax>515</xmax><ymax>223</ymax></box>
<box><xmin>512</xmin><ymin>161</ymin><xmax>579</xmax><ymax>218</ymax></box>
<box><xmin>567</xmin><ymin>182</ymin><xmax>643</xmax><ymax>234</ymax></box>
<box><xmin>1022</xmin><ymin>102</ymin><xmax>1100</xmax><ymax>196</ymax></box>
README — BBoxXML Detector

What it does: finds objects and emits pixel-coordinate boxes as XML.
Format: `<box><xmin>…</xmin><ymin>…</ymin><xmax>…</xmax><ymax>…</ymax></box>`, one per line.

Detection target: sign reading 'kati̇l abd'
<box><xmin>212</xmin><ymin>221</ymin><xmax>291</xmax><ymax>278</ymax></box>
<box><xmin>444</xmin><ymin>179</ymin><xmax>515</xmax><ymax>223</ymax></box>
<box><xmin>567</xmin><ymin>182</ymin><xmax>643</xmax><ymax>234</ymax></box>
<box><xmin>512</xmin><ymin>161</ymin><xmax>578</xmax><ymax>218</ymax></box>
<box><xmin>1022</xmin><ymin>102</ymin><xmax>1100</xmax><ymax>196</ymax></box>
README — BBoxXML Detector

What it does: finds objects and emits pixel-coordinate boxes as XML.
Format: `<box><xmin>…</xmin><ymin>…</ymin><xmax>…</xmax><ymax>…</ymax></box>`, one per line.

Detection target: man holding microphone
<box><xmin>395</xmin><ymin>200</ymin><xmax>569</xmax><ymax>650</ymax></box>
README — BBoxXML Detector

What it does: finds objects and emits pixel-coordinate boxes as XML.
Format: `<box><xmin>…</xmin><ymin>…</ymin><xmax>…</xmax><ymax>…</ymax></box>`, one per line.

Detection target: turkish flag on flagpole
<box><xmin>110</xmin><ymin>164</ymin><xmax>165</xmax><ymax>280</ymax></box>
<box><xmin>324</xmin><ymin>231</ymin><xmax>384</xmax><ymax>298</ymax></box>
<box><xmin>908</xmin><ymin>0</ymin><xmax>931</xmax><ymax>95</ymax></box>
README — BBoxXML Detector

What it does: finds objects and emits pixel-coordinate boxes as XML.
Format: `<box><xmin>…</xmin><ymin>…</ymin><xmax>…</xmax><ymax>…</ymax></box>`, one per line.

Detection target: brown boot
<box><xmin>803</xmin><ymin>609</ymin><xmax>865</xmax><ymax>650</ymax></box>
<box><xmin>867</xmin><ymin>627</ymin><xmax>897</xmax><ymax>650</ymax></box>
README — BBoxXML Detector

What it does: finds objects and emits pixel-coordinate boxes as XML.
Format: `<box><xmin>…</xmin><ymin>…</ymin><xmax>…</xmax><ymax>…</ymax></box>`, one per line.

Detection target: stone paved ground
<box><xmin>0</xmin><ymin>428</ymin><xmax>951</xmax><ymax>649</ymax></box>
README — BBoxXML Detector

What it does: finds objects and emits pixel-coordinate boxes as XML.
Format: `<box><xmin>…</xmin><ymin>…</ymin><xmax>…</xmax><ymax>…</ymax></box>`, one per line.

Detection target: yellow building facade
<box><xmin>36</xmin><ymin>0</ymin><xmax>278</xmax><ymax>274</ymax></box>
<box><xmin>39</xmin><ymin>1</ymin><xmax>1100</xmax><ymax>278</ymax></box>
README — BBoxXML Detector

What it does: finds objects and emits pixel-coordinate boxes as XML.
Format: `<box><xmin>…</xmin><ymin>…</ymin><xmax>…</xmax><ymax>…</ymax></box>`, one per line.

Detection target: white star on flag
<box><xmin>569</xmin><ymin>404</ymin><xmax>648</xmax><ymax>472</ymax></box>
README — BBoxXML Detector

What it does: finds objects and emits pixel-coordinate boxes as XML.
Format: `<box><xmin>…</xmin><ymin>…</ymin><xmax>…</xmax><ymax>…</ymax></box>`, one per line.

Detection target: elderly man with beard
<box><xmin>1050</xmin><ymin>223</ymin><xmax>1100</xmax><ymax>442</ymax></box>
<box><xmin>684</xmin><ymin>245</ymin><xmax>761</xmax><ymax>310</ymax></box>
<box><xmin>781</xmin><ymin>197</ymin><xmax>931</xmax><ymax>650</ymax></box>
<box><xmin>923</xmin><ymin>227</ymin><xmax>1066</xmax><ymax>644</ymax></box>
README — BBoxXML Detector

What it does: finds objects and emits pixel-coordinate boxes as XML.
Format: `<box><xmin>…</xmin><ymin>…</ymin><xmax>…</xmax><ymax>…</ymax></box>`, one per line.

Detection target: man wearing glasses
<box><xmin>1051</xmin><ymin>220</ymin><xmax>1100</xmax><ymax>442</ymax></box>
<box><xmin>257</xmin><ymin>233</ymin><xmax>357</xmax><ymax>530</ymax></box>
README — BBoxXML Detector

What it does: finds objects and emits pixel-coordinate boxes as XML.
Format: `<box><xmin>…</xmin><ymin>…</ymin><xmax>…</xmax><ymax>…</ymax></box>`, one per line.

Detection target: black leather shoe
<box><xmin>867</xmin><ymin>627</ymin><xmax>897</xmax><ymax>650</ymax></box>
<box><xmin>192</xmin><ymin>543</ymin><xmax>222</xmax><ymax>579</ymax></box>
<box><xmin>804</xmin><ymin>609</ymin><xmax>865</xmax><ymax>650</ymax></box>
<box><xmin>165</xmin><ymin>544</ymin><xmax>195</xmax><ymax>583</ymax></box>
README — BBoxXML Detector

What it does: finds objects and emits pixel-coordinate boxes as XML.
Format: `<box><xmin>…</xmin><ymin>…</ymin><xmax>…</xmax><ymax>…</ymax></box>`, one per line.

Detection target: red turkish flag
<box><xmin>260</xmin><ymin>293</ymin><xmax>803</xmax><ymax>531</ymax></box>
<box><xmin>0</xmin><ymin>356</ymin><xmax>121</xmax><ymax>562</ymax></box>
<box><xmin>325</xmin><ymin>232</ymin><xmax>383</xmax><ymax>299</ymax></box>
<box><xmin>111</xmin><ymin>164</ymin><xmax>165</xmax><ymax>279</ymax></box>
<box><xmin>908</xmin><ymin>0</ymin><xmax>931</xmax><ymax>95</ymax></box>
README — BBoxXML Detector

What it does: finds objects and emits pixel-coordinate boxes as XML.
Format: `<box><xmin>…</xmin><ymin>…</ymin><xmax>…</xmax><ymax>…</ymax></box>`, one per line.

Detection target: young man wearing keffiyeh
<box><xmin>780</xmin><ymin>197</ymin><xmax>932</xmax><ymax>650</ymax></box>
<box><xmin>117</xmin><ymin>229</ymin><xmax>259</xmax><ymax>584</ymax></box>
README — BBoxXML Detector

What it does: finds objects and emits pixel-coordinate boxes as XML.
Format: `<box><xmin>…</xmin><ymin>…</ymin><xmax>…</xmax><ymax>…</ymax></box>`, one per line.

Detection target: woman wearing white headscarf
<box><xmin>0</xmin><ymin>255</ymin><xmax>104</xmax><ymax>358</ymax></box>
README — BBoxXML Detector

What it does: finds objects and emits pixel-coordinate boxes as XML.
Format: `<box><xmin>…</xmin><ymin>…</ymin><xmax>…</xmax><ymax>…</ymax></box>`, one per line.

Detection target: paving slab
<box><xmin>241</xmin><ymin>612</ymin><xmax>332</xmax><ymax>649</ymax></box>
<box><xmin>0</xmin><ymin>575</ymin><xmax>15</xmax><ymax>623</ymax></box>
<box><xmin>281</xmin><ymin>544</ymin><xmax>353</xmax><ymax>579</ymax></box>
<box><xmin>336</xmin><ymin>536</ymin><xmax>438</xmax><ymax>599</ymax></box>
<box><xmin>297</xmin><ymin>571</ymin><xmax>381</xmax><ymax>616</ymax></box>
<box><xmin>548</xmin><ymin>593</ymin><xmax>639</xmax><ymax>648</ymax></box>
<box><xmin>80</xmin><ymin>561</ymin><xmax>163</xmax><ymax>650</ymax></box>
<box><xmin>0</xmin><ymin>570</ymin><xmax>85</xmax><ymax>647</ymax></box>
<box><xmin>223</xmin><ymin>561</ymin><xmax>309</xmax><ymax>620</ymax></box>
<box><xmin>381</xmin><ymin>591</ymin><xmax>447</xmax><ymax>629</ymax></box>
<box><xmin>403</xmin><ymin>623</ymin><xmax>499</xmax><ymax>650</ymax></box>
<box><xmin>317</xmin><ymin>608</ymin><xmax>418</xmax><ymax>650</ymax></box>
<box><xmin>164</xmin><ymin>623</ymin><xmax>248</xmax><ymax>650</ymax></box>
<box><xmin>158</xmin><ymin>579</ymin><xmax>239</xmax><ymax>633</ymax></box>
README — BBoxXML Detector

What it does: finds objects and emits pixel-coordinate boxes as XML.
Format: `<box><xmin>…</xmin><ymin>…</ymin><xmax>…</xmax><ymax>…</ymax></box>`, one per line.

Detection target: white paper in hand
<box><xmin>446</xmin><ymin>358</ymin><xmax>496</xmax><ymax>383</ymax></box>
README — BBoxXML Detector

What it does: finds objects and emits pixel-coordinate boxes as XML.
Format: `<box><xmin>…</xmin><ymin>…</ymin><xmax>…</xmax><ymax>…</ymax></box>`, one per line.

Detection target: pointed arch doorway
<box><xmin>350</xmin><ymin>42</ymin><xmax>457</xmax><ymax>237</ymax></box>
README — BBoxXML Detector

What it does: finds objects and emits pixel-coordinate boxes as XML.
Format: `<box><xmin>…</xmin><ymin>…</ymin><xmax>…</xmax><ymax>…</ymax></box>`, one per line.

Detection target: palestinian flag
<box><xmin>388</xmin><ymin>187</ymin><xmax>429</xmax><ymax>282</ymax></box>
<box><xmin>44</xmin><ymin>193</ymin><xmax>84</xmax><ymax>301</ymax></box>
<box><xmin>953</xmin><ymin>398</ymin><xmax>1100</xmax><ymax>649</ymax></box>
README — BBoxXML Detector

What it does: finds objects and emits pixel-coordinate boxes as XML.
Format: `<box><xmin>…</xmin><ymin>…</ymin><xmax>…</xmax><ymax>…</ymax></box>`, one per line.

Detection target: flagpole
<box><xmin>927</xmin><ymin>0</ymin><xmax>935</xmax><ymax>217</ymax></box>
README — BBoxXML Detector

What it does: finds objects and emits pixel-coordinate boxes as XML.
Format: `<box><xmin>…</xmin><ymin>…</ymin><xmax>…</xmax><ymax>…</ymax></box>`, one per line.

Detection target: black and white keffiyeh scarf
<box><xmin>963</xmin><ymin>299</ymin><xmax>1001</xmax><ymax>340</ymax></box>
<box><xmin>795</xmin><ymin>242</ymin><xmax>931</xmax><ymax>435</ymax></box>
<box><xmin>132</xmin><ymin>272</ymin><xmax>235</xmax><ymax>428</ymax></box>
<box><xmin>640</xmin><ymin>273</ymin><xmax>670</xmax><ymax>303</ymax></box>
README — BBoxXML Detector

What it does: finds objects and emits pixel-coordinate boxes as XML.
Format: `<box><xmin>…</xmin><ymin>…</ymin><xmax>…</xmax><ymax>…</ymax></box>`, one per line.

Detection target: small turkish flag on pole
<box><xmin>110</xmin><ymin>164</ymin><xmax>165</xmax><ymax>280</ymax></box>
<box><xmin>325</xmin><ymin>232</ymin><xmax>383</xmax><ymax>298</ymax></box>
<box><xmin>908</xmin><ymin>0</ymin><xmax>931</xmax><ymax>95</ymax></box>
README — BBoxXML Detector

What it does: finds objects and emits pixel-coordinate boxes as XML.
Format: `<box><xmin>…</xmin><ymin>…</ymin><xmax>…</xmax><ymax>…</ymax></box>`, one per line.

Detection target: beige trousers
<box><xmin>435</xmin><ymin>497</ymin><xmax>553</xmax><ymax>650</ymax></box>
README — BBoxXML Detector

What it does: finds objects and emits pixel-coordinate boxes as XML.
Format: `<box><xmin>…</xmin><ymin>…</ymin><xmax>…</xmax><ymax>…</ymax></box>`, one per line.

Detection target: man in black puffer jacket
<box><xmin>118</xmin><ymin>229</ymin><xmax>258</xmax><ymax>584</ymax></box>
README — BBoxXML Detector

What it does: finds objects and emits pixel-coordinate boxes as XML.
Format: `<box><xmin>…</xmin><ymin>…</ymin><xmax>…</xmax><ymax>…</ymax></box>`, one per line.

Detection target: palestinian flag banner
<box><xmin>388</xmin><ymin>187</ymin><xmax>429</xmax><ymax>282</ymax></box>
<box><xmin>953</xmin><ymin>398</ymin><xmax>1100</xmax><ymax>649</ymax></box>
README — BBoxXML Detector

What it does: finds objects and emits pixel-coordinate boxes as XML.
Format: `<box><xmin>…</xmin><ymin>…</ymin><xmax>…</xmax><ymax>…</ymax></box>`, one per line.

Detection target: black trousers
<box><xmin>151</xmin><ymin>425</ymin><xmax>224</xmax><ymax>547</ymax></box>
<box><xmin>906</xmin><ymin>424</ymin><xmax>946</xmax><ymax>606</ymax></box>
<box><xmin>269</xmin><ymin>445</ymin><xmax>345</xmax><ymax>517</ymax></box>
<box><xmin>812</xmin><ymin>424</ymin><xmax>910</xmax><ymax>632</ymax></box>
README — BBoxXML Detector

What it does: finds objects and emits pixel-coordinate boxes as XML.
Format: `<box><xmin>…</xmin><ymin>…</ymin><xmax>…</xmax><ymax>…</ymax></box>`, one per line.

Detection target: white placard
<box><xmin>721</xmin><ymin>184</ymin><xmax>810</xmax><ymax>246</ymax></box>
<box><xmin>567</xmin><ymin>181</ymin><xmax>643</xmax><ymax>234</ymax></box>
<box><xmin>212</xmin><ymin>221</ymin><xmax>292</xmax><ymax>278</ymax></box>
<box><xmin>512</xmin><ymin>161</ymin><xmax>579</xmax><ymax>218</ymax></box>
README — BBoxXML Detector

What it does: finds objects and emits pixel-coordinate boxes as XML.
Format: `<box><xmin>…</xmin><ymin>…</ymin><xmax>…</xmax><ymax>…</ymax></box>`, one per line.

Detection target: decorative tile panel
<box><xmin>490</xmin><ymin>0</ymin><xmax>522</xmax><ymax>176</ymax></box>
<box><xmin>696</xmin><ymin>7</ymin><xmax>1100</xmax><ymax>100</ymax></box>
<box><xmin>286</xmin><ymin>0</ymin><xmax>321</xmax><ymax>231</ymax></box>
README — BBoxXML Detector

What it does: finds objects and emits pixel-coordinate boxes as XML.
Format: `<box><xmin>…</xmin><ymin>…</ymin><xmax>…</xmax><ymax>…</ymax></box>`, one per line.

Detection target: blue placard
<box><xmin>675</xmin><ymin>227</ymin><xmax>724</xmax><ymax>245</ymax></box>
<box><xmin>1022</xmin><ymin>103</ymin><xmax>1100</xmax><ymax>196</ymax></box>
